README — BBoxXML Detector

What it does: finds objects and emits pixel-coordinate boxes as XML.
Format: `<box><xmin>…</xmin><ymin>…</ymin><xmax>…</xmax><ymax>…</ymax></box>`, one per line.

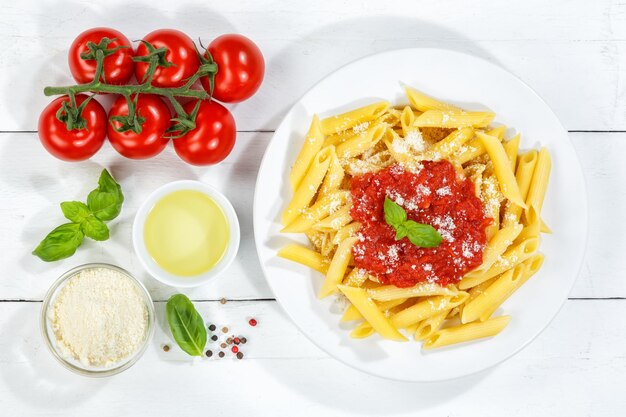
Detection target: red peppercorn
<box><xmin>249</xmin><ymin>318</ymin><xmax>257</xmax><ymax>327</ymax></box>
<box><xmin>234</xmin><ymin>337</ymin><xmax>240</xmax><ymax>345</ymax></box>
<box><xmin>231</xmin><ymin>346</ymin><xmax>239</xmax><ymax>353</ymax></box>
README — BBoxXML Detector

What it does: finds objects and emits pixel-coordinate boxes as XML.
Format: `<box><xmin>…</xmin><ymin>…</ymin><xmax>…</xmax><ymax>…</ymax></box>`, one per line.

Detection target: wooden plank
<box><xmin>0</xmin><ymin>1</ymin><xmax>624</xmax><ymax>131</ymax></box>
<box><xmin>0</xmin><ymin>299</ymin><xmax>624</xmax><ymax>416</ymax></box>
<box><xmin>0</xmin><ymin>132</ymin><xmax>622</xmax><ymax>300</ymax></box>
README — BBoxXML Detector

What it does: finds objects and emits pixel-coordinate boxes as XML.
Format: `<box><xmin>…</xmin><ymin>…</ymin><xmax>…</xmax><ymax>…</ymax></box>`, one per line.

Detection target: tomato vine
<box><xmin>43</xmin><ymin>37</ymin><xmax>217</xmax><ymax>138</ymax></box>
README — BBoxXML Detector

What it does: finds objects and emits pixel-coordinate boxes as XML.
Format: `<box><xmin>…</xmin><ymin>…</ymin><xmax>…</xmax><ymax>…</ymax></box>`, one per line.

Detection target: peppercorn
<box><xmin>226</xmin><ymin>337</ymin><xmax>233</xmax><ymax>344</ymax></box>
<box><xmin>211</xmin><ymin>335</ymin><xmax>218</xmax><ymax>342</ymax></box>
<box><xmin>205</xmin><ymin>350</ymin><xmax>213</xmax><ymax>358</ymax></box>
<box><xmin>222</xmin><ymin>326</ymin><xmax>229</xmax><ymax>333</ymax></box>
<box><xmin>208</xmin><ymin>324</ymin><xmax>216</xmax><ymax>331</ymax></box>
<box><xmin>163</xmin><ymin>345</ymin><xmax>170</xmax><ymax>352</ymax></box>
<box><xmin>233</xmin><ymin>337</ymin><xmax>240</xmax><ymax>345</ymax></box>
<box><xmin>231</xmin><ymin>346</ymin><xmax>239</xmax><ymax>353</ymax></box>
<box><xmin>249</xmin><ymin>318</ymin><xmax>257</xmax><ymax>327</ymax></box>
<box><xmin>220</xmin><ymin>343</ymin><xmax>227</xmax><ymax>349</ymax></box>
<box><xmin>236</xmin><ymin>352</ymin><xmax>244</xmax><ymax>360</ymax></box>
<box><xmin>240</xmin><ymin>337</ymin><xmax>247</xmax><ymax>344</ymax></box>
<box><xmin>220</xmin><ymin>297</ymin><xmax>227</xmax><ymax>304</ymax></box>
<box><xmin>218</xmin><ymin>351</ymin><xmax>225</xmax><ymax>358</ymax></box>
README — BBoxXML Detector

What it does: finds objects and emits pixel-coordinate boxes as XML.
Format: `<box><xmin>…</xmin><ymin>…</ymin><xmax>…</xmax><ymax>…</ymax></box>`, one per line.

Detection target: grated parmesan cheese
<box><xmin>51</xmin><ymin>268</ymin><xmax>149</xmax><ymax>367</ymax></box>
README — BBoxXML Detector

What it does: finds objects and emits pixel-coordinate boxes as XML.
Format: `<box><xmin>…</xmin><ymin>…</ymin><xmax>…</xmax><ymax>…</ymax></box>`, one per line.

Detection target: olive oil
<box><xmin>144</xmin><ymin>190</ymin><xmax>229</xmax><ymax>276</ymax></box>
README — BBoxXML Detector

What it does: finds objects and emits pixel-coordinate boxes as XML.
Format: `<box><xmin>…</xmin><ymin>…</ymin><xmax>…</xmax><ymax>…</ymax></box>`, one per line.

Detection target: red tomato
<box><xmin>38</xmin><ymin>95</ymin><xmax>107</xmax><ymax>161</ymax></box>
<box><xmin>201</xmin><ymin>34</ymin><xmax>264</xmax><ymax>103</ymax></box>
<box><xmin>173</xmin><ymin>100</ymin><xmax>236</xmax><ymax>165</ymax></box>
<box><xmin>107</xmin><ymin>95</ymin><xmax>172</xmax><ymax>159</ymax></box>
<box><xmin>135</xmin><ymin>29</ymin><xmax>200</xmax><ymax>88</ymax></box>
<box><xmin>68</xmin><ymin>27</ymin><xmax>134</xmax><ymax>85</ymax></box>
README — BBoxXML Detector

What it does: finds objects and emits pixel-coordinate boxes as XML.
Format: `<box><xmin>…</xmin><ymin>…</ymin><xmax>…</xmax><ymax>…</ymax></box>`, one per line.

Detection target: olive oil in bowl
<box><xmin>144</xmin><ymin>190</ymin><xmax>230</xmax><ymax>277</ymax></box>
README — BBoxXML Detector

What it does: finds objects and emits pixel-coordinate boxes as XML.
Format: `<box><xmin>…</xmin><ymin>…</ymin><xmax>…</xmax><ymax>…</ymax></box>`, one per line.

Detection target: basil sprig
<box><xmin>166</xmin><ymin>294</ymin><xmax>207</xmax><ymax>356</ymax></box>
<box><xmin>32</xmin><ymin>169</ymin><xmax>124</xmax><ymax>262</ymax></box>
<box><xmin>383</xmin><ymin>196</ymin><xmax>443</xmax><ymax>248</ymax></box>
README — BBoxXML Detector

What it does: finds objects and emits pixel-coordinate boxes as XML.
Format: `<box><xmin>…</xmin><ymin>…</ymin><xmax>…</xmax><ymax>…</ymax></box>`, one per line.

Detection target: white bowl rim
<box><xmin>132</xmin><ymin>180</ymin><xmax>240</xmax><ymax>288</ymax></box>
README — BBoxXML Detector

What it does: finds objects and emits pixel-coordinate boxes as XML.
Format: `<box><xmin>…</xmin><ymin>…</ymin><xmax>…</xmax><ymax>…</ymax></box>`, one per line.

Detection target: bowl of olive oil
<box><xmin>133</xmin><ymin>181</ymin><xmax>240</xmax><ymax>287</ymax></box>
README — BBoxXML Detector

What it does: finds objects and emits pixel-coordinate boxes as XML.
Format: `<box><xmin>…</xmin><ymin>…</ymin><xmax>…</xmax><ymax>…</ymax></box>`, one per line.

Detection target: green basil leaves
<box><xmin>32</xmin><ymin>223</ymin><xmax>84</xmax><ymax>262</ymax></box>
<box><xmin>87</xmin><ymin>169</ymin><xmax>124</xmax><ymax>221</ymax></box>
<box><xmin>32</xmin><ymin>169</ymin><xmax>124</xmax><ymax>262</ymax></box>
<box><xmin>383</xmin><ymin>196</ymin><xmax>443</xmax><ymax>248</ymax></box>
<box><xmin>166</xmin><ymin>294</ymin><xmax>207</xmax><ymax>356</ymax></box>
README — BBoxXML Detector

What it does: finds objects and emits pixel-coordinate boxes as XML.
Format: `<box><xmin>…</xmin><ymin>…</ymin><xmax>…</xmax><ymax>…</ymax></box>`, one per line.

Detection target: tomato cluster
<box><xmin>39</xmin><ymin>28</ymin><xmax>264</xmax><ymax>165</ymax></box>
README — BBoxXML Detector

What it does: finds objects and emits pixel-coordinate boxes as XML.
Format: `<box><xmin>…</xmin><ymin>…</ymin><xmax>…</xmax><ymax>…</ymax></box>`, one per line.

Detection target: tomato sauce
<box><xmin>350</xmin><ymin>161</ymin><xmax>490</xmax><ymax>287</ymax></box>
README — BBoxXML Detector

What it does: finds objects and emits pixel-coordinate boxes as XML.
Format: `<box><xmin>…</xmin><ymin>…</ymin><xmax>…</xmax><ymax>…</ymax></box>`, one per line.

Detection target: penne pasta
<box><xmin>313</xmin><ymin>205</ymin><xmax>352</xmax><ymax>232</ymax></box>
<box><xmin>473</xmin><ymin>223</ymin><xmax>523</xmax><ymax>274</ymax></box>
<box><xmin>279</xmin><ymin>86</ymin><xmax>551</xmax><ymax>352</ymax></box>
<box><xmin>318</xmin><ymin>148</ymin><xmax>345</xmax><ymax>197</ymax></box>
<box><xmin>367</xmin><ymin>282</ymin><xmax>457</xmax><ymax>302</ymax></box>
<box><xmin>338</xmin><ymin>285</ymin><xmax>407</xmax><ymax>341</ymax></box>
<box><xmin>414</xmin><ymin>310</ymin><xmax>449</xmax><ymax>341</ymax></box>
<box><xmin>333</xmin><ymin>222</ymin><xmax>361</xmax><ymax>245</ymax></box>
<box><xmin>319</xmin><ymin>237</ymin><xmax>358</xmax><ymax>298</ymax></box>
<box><xmin>320</xmin><ymin>101</ymin><xmax>390</xmax><ymax>135</ymax></box>
<box><xmin>459</xmin><ymin>237</ymin><xmax>539</xmax><ymax>289</ymax></box>
<box><xmin>336</xmin><ymin>122</ymin><xmax>387</xmax><ymax>158</ymax></box>
<box><xmin>278</xmin><ymin>244</ymin><xmax>329</xmax><ymax>273</ymax></box>
<box><xmin>414</xmin><ymin>110</ymin><xmax>495</xmax><ymax>128</ymax></box>
<box><xmin>282</xmin><ymin>190</ymin><xmax>349</xmax><ymax>233</ymax></box>
<box><xmin>454</xmin><ymin>137</ymin><xmax>486</xmax><ymax>165</ymax></box>
<box><xmin>503</xmin><ymin>150</ymin><xmax>538</xmax><ymax>226</ymax></box>
<box><xmin>423</xmin><ymin>316</ymin><xmax>511</xmax><ymax>349</ymax></box>
<box><xmin>289</xmin><ymin>115</ymin><xmax>325</xmax><ymax>191</ymax></box>
<box><xmin>340</xmin><ymin>298</ymin><xmax>407</xmax><ymax>322</ymax></box>
<box><xmin>487</xmin><ymin>125</ymin><xmax>507</xmax><ymax>140</ymax></box>
<box><xmin>525</xmin><ymin>147</ymin><xmax>551</xmax><ymax>226</ymax></box>
<box><xmin>400</xmin><ymin>106</ymin><xmax>416</xmax><ymax>137</ymax></box>
<box><xmin>503</xmin><ymin>133</ymin><xmax>520</xmax><ymax>170</ymax></box>
<box><xmin>281</xmin><ymin>146</ymin><xmax>334</xmax><ymax>225</ymax></box>
<box><xmin>482</xmin><ymin>175</ymin><xmax>503</xmax><ymax>240</ymax></box>
<box><xmin>515</xmin><ymin>219</ymin><xmax>541</xmax><ymax>243</ymax></box>
<box><xmin>405</xmin><ymin>86</ymin><xmax>461</xmax><ymax>112</ymax></box>
<box><xmin>343</xmin><ymin>267</ymin><xmax>368</xmax><ymax>287</ymax></box>
<box><xmin>341</xmin><ymin>304</ymin><xmax>363</xmax><ymax>322</ymax></box>
<box><xmin>425</xmin><ymin>127</ymin><xmax>474</xmax><ymax>160</ymax></box>
<box><xmin>477</xmin><ymin>132</ymin><xmax>526</xmax><ymax>207</ymax></box>
<box><xmin>350</xmin><ymin>321</ymin><xmax>376</xmax><ymax>339</ymax></box>
<box><xmin>391</xmin><ymin>293</ymin><xmax>469</xmax><ymax>328</ymax></box>
<box><xmin>462</xmin><ymin>254</ymin><xmax>544</xmax><ymax>323</ymax></box>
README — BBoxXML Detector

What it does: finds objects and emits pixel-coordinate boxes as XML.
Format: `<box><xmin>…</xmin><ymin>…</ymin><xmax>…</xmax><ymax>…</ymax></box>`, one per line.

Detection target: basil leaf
<box><xmin>32</xmin><ymin>223</ymin><xmax>84</xmax><ymax>262</ymax></box>
<box><xmin>404</xmin><ymin>220</ymin><xmax>443</xmax><ymax>248</ymax></box>
<box><xmin>87</xmin><ymin>169</ymin><xmax>124</xmax><ymax>221</ymax></box>
<box><xmin>166</xmin><ymin>294</ymin><xmax>207</xmax><ymax>356</ymax></box>
<box><xmin>60</xmin><ymin>201</ymin><xmax>91</xmax><ymax>223</ymax></box>
<box><xmin>395</xmin><ymin>224</ymin><xmax>408</xmax><ymax>241</ymax></box>
<box><xmin>81</xmin><ymin>216</ymin><xmax>110</xmax><ymax>241</ymax></box>
<box><xmin>384</xmin><ymin>196</ymin><xmax>406</xmax><ymax>228</ymax></box>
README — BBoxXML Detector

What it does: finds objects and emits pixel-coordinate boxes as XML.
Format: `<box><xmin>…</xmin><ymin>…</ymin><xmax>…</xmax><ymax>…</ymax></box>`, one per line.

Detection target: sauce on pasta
<box><xmin>350</xmin><ymin>161</ymin><xmax>490</xmax><ymax>287</ymax></box>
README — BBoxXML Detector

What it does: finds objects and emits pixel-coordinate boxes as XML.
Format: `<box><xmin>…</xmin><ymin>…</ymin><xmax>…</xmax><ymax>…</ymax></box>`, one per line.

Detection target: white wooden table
<box><xmin>0</xmin><ymin>1</ymin><xmax>624</xmax><ymax>415</ymax></box>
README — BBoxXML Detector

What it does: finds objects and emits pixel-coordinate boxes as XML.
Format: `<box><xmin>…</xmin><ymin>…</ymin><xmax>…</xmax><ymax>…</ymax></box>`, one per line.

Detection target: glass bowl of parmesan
<box><xmin>41</xmin><ymin>263</ymin><xmax>155</xmax><ymax>377</ymax></box>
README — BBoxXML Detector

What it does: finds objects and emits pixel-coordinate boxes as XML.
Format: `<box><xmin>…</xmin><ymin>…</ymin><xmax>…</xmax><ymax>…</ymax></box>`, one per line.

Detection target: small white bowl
<box><xmin>132</xmin><ymin>180</ymin><xmax>240</xmax><ymax>288</ymax></box>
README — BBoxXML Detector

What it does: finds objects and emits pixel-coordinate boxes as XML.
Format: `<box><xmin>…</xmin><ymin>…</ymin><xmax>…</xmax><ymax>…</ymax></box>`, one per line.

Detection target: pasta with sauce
<box><xmin>278</xmin><ymin>86</ymin><xmax>551</xmax><ymax>350</ymax></box>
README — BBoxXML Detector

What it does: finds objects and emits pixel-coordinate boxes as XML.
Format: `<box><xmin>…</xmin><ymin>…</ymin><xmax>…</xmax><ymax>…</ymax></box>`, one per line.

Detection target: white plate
<box><xmin>253</xmin><ymin>48</ymin><xmax>587</xmax><ymax>381</ymax></box>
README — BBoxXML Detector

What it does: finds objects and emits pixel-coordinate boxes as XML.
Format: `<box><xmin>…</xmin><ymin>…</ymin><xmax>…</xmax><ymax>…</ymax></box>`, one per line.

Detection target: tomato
<box><xmin>201</xmin><ymin>34</ymin><xmax>264</xmax><ymax>103</ymax></box>
<box><xmin>173</xmin><ymin>100</ymin><xmax>236</xmax><ymax>165</ymax></box>
<box><xmin>107</xmin><ymin>95</ymin><xmax>172</xmax><ymax>159</ymax></box>
<box><xmin>38</xmin><ymin>95</ymin><xmax>107</xmax><ymax>161</ymax></box>
<box><xmin>135</xmin><ymin>29</ymin><xmax>200</xmax><ymax>88</ymax></box>
<box><xmin>68</xmin><ymin>27</ymin><xmax>134</xmax><ymax>85</ymax></box>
